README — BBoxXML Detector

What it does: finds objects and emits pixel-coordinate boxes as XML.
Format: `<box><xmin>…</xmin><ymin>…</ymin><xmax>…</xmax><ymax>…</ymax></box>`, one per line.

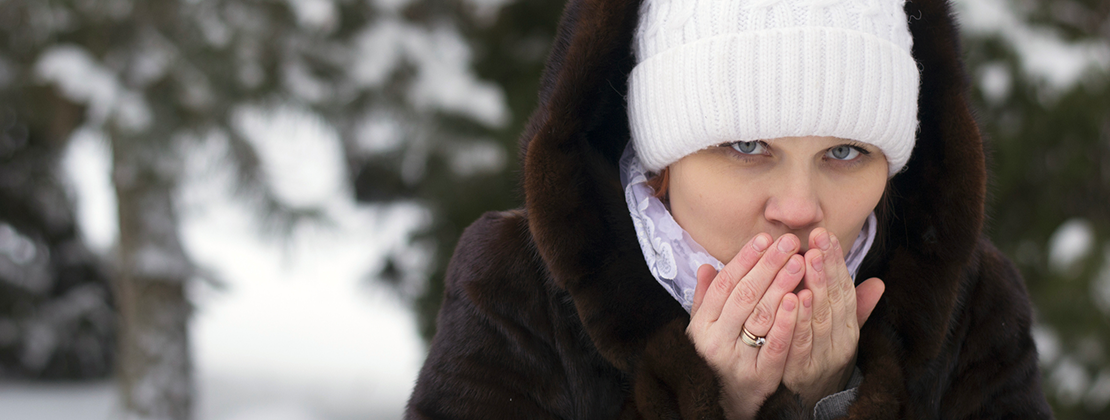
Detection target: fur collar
<box><xmin>521</xmin><ymin>0</ymin><xmax>985</xmax><ymax>416</ymax></box>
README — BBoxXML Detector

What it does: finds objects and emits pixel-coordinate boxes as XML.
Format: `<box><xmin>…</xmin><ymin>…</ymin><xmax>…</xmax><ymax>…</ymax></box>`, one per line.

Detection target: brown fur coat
<box><xmin>406</xmin><ymin>0</ymin><xmax>1052</xmax><ymax>418</ymax></box>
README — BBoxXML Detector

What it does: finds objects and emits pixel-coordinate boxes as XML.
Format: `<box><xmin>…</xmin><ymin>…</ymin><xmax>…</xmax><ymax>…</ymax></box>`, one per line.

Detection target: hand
<box><xmin>687</xmin><ymin>233</ymin><xmax>806</xmax><ymax>420</ymax></box>
<box><xmin>782</xmin><ymin>228</ymin><xmax>885</xmax><ymax>408</ymax></box>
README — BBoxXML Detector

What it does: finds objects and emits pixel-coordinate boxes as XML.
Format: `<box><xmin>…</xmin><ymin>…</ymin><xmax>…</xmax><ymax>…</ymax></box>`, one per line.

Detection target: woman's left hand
<box><xmin>782</xmin><ymin>228</ymin><xmax>885</xmax><ymax>408</ymax></box>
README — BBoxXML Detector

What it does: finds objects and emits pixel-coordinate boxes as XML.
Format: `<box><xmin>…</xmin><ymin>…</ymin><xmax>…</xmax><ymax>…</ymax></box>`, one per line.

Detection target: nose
<box><xmin>763</xmin><ymin>169</ymin><xmax>823</xmax><ymax>231</ymax></box>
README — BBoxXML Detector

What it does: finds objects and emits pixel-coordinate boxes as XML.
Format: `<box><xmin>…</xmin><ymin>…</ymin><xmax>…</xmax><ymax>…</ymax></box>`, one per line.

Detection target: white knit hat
<box><xmin>627</xmin><ymin>0</ymin><xmax>919</xmax><ymax>177</ymax></box>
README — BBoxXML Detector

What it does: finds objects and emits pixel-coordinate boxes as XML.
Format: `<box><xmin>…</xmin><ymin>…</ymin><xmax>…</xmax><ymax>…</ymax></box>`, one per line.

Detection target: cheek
<box><xmin>823</xmin><ymin>176</ymin><xmax>886</xmax><ymax>252</ymax></box>
<box><xmin>669</xmin><ymin>166</ymin><xmax>764</xmax><ymax>261</ymax></box>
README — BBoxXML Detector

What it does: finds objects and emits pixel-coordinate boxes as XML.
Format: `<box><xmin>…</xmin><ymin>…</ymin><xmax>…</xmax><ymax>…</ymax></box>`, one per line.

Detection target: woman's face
<box><xmin>668</xmin><ymin>136</ymin><xmax>888</xmax><ymax>262</ymax></box>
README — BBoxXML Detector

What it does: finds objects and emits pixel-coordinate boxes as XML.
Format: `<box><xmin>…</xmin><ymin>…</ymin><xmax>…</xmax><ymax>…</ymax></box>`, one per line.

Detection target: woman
<box><xmin>406</xmin><ymin>0</ymin><xmax>1052</xmax><ymax>418</ymax></box>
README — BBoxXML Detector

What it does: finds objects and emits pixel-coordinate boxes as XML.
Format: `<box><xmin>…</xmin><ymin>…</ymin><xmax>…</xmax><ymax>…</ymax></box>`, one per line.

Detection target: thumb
<box><xmin>855</xmin><ymin>277</ymin><xmax>885</xmax><ymax>326</ymax></box>
<box><xmin>691</xmin><ymin>264</ymin><xmax>717</xmax><ymax>318</ymax></box>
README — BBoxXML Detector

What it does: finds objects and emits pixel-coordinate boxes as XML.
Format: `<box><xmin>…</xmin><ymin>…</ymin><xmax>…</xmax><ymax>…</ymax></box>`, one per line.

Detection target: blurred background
<box><xmin>0</xmin><ymin>0</ymin><xmax>1105</xmax><ymax>419</ymax></box>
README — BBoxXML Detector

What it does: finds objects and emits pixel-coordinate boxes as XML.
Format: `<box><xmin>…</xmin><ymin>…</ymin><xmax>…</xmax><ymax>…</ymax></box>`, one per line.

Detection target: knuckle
<box><xmin>764</xmin><ymin>336</ymin><xmax>790</xmax><ymax>354</ymax></box>
<box><xmin>842</xmin><ymin>276</ymin><xmax>856</xmax><ymax>295</ymax></box>
<box><xmin>845</xmin><ymin>327</ymin><xmax>860</xmax><ymax>343</ymax></box>
<box><xmin>812</xmin><ymin>311</ymin><xmax>831</xmax><ymax>329</ymax></box>
<box><xmin>711</xmin><ymin>276</ymin><xmax>732</xmax><ymax>296</ymax></box>
<box><xmin>749</xmin><ymin>303</ymin><xmax>773</xmax><ymax>326</ymax></box>
<box><xmin>793</xmin><ymin>329</ymin><xmax>813</xmax><ymax>348</ymax></box>
<box><xmin>733</xmin><ymin>281</ymin><xmax>761</xmax><ymax>307</ymax></box>
<box><xmin>827</xmin><ymin>281</ymin><xmax>843</xmax><ymax>301</ymax></box>
<box><xmin>712</xmin><ymin>270</ymin><xmax>738</xmax><ymax>295</ymax></box>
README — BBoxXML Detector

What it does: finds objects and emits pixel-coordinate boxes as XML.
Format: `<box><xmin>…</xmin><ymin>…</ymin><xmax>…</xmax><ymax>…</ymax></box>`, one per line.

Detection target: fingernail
<box><xmin>812</xmin><ymin>255</ymin><xmax>824</xmax><ymax>272</ymax></box>
<box><xmin>816</xmin><ymin>231</ymin><xmax>831</xmax><ymax>251</ymax></box>
<box><xmin>753</xmin><ymin>234</ymin><xmax>771</xmax><ymax>252</ymax></box>
<box><xmin>786</xmin><ymin>257</ymin><xmax>802</xmax><ymax>274</ymax></box>
<box><xmin>784</xmin><ymin>298</ymin><xmax>796</xmax><ymax>312</ymax></box>
<box><xmin>777</xmin><ymin>235</ymin><xmax>796</xmax><ymax>252</ymax></box>
<box><xmin>803</xmin><ymin>296</ymin><xmax>812</xmax><ymax>308</ymax></box>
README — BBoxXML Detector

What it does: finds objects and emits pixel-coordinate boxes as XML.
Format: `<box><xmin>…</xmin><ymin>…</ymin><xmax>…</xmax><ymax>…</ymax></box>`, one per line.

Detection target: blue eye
<box><xmin>730</xmin><ymin>141</ymin><xmax>767</xmax><ymax>155</ymax></box>
<box><xmin>827</xmin><ymin>145</ymin><xmax>862</xmax><ymax>160</ymax></box>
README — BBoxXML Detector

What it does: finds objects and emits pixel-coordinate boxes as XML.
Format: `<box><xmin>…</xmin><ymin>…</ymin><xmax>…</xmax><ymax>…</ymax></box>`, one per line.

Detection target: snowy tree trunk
<box><xmin>111</xmin><ymin>130</ymin><xmax>193</xmax><ymax>420</ymax></box>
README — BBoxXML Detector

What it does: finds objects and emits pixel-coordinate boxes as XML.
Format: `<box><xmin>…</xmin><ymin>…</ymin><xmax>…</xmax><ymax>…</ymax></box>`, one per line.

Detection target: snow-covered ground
<box><xmin>182</xmin><ymin>105</ymin><xmax>430</xmax><ymax>420</ymax></box>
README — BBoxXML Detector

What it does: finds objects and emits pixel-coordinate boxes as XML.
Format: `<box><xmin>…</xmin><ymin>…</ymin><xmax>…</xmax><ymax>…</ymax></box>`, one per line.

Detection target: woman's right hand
<box><xmin>687</xmin><ymin>233</ymin><xmax>807</xmax><ymax>420</ymax></box>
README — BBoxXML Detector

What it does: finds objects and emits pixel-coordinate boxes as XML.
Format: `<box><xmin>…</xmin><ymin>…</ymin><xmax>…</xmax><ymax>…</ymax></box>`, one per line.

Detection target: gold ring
<box><xmin>741</xmin><ymin>327</ymin><xmax>766</xmax><ymax>348</ymax></box>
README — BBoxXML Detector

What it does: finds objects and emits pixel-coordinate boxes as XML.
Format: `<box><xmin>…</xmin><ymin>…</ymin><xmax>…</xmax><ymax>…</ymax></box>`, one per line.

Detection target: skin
<box><xmin>674</xmin><ymin>136</ymin><xmax>888</xmax><ymax>418</ymax></box>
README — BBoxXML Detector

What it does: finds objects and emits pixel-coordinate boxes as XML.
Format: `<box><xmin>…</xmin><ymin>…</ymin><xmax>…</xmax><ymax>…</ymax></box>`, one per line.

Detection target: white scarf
<box><xmin>619</xmin><ymin>144</ymin><xmax>877</xmax><ymax>312</ymax></box>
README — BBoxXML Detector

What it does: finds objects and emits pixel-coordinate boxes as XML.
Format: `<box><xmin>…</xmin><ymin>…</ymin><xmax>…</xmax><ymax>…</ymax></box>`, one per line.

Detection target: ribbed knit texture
<box><xmin>628</xmin><ymin>0</ymin><xmax>919</xmax><ymax>176</ymax></box>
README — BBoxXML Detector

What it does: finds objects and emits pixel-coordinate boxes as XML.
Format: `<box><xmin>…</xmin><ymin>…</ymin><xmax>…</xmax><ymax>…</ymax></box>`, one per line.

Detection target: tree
<box><xmin>3</xmin><ymin>0</ymin><xmax>515</xmax><ymax>418</ymax></box>
<box><xmin>0</xmin><ymin>74</ymin><xmax>115</xmax><ymax>380</ymax></box>
<box><xmin>956</xmin><ymin>0</ymin><xmax>1110</xmax><ymax>417</ymax></box>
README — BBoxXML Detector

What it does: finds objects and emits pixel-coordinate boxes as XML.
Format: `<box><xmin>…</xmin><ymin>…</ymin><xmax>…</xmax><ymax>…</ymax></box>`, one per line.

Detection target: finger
<box><xmin>756</xmin><ymin>293</ymin><xmax>798</xmax><ymax>376</ymax></box>
<box><xmin>823</xmin><ymin>232</ymin><xmax>860</xmax><ymax>355</ymax></box>
<box><xmin>691</xmin><ymin>264</ymin><xmax>718</xmax><ymax>318</ymax></box>
<box><xmin>803</xmin><ymin>246</ymin><xmax>832</xmax><ymax>355</ymax></box>
<box><xmin>786</xmin><ymin>288</ymin><xmax>814</xmax><ymax>373</ymax></box>
<box><xmin>718</xmin><ymin>234</ymin><xmax>800</xmax><ymax>338</ymax></box>
<box><xmin>742</xmin><ymin>254</ymin><xmax>805</xmax><ymax>337</ymax></box>
<box><xmin>823</xmin><ymin>232</ymin><xmax>848</xmax><ymax>317</ymax></box>
<box><xmin>695</xmin><ymin>233</ymin><xmax>773</xmax><ymax>324</ymax></box>
<box><xmin>855</xmin><ymin>277</ymin><xmax>885</xmax><ymax>326</ymax></box>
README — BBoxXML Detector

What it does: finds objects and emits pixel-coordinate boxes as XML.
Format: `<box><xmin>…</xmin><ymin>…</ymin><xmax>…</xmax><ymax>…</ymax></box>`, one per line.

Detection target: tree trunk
<box><xmin>112</xmin><ymin>131</ymin><xmax>193</xmax><ymax>420</ymax></box>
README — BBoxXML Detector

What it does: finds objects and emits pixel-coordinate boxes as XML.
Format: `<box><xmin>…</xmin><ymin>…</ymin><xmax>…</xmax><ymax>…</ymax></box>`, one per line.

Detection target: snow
<box><xmin>128</xmin><ymin>31</ymin><xmax>174</xmax><ymax>88</ymax></box>
<box><xmin>35</xmin><ymin>46</ymin><xmax>120</xmax><ymax>125</ymax></box>
<box><xmin>0</xmin><ymin>222</ymin><xmax>37</xmax><ymax>266</ymax></box>
<box><xmin>283</xmin><ymin>60</ymin><xmax>333</xmax><ymax>104</ymax></box>
<box><xmin>1047</xmin><ymin>218</ymin><xmax>1095</xmax><ymax>276</ymax></box>
<box><xmin>448</xmin><ymin>139</ymin><xmax>507</xmax><ymax>177</ymax></box>
<box><xmin>406</xmin><ymin>25</ymin><xmax>509</xmax><ymax>128</ymax></box>
<box><xmin>231</xmin><ymin>104</ymin><xmax>346</xmax><ymax>209</ymax></box>
<box><xmin>954</xmin><ymin>0</ymin><xmax>1110</xmax><ymax>95</ymax></box>
<box><xmin>39</xmin><ymin>102</ymin><xmax>431</xmax><ymax>419</ymax></box>
<box><xmin>217</xmin><ymin>402</ymin><xmax>321</xmax><ymax>420</ymax></box>
<box><xmin>464</xmin><ymin>0</ymin><xmax>515</xmax><ymax>23</ymax></box>
<box><xmin>977</xmin><ymin>62</ymin><xmax>1012</xmax><ymax>104</ymax></box>
<box><xmin>284</xmin><ymin>0</ymin><xmax>338</xmax><ymax>32</ymax></box>
<box><xmin>1032</xmin><ymin>325</ymin><xmax>1061</xmax><ymax>365</ymax></box>
<box><xmin>180</xmin><ymin>105</ymin><xmax>428</xmax><ymax>419</ymax></box>
<box><xmin>194</xmin><ymin>6</ymin><xmax>232</xmax><ymax>49</ymax></box>
<box><xmin>1051</xmin><ymin>356</ymin><xmax>1091</xmax><ymax>406</ymax></box>
<box><xmin>20</xmin><ymin>284</ymin><xmax>113</xmax><ymax>371</ymax></box>
<box><xmin>354</xmin><ymin>112</ymin><xmax>405</xmax><ymax>156</ymax></box>
<box><xmin>0</xmin><ymin>381</ymin><xmax>117</xmax><ymax>420</ymax></box>
<box><xmin>61</xmin><ymin>128</ymin><xmax>117</xmax><ymax>254</ymax></box>
<box><xmin>0</xmin><ymin>222</ymin><xmax>51</xmax><ymax>294</ymax></box>
<box><xmin>349</xmin><ymin>19</ymin><xmax>509</xmax><ymax>128</ymax></box>
<box><xmin>35</xmin><ymin>45</ymin><xmax>153</xmax><ymax>133</ymax></box>
<box><xmin>349</xmin><ymin>20</ymin><xmax>406</xmax><ymax>88</ymax></box>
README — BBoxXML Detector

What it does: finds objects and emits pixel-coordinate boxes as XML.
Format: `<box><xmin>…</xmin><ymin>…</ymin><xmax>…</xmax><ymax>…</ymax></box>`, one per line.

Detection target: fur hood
<box><xmin>519</xmin><ymin>0</ymin><xmax>1049</xmax><ymax>417</ymax></box>
<box><xmin>407</xmin><ymin>0</ymin><xmax>1051</xmax><ymax>418</ymax></box>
